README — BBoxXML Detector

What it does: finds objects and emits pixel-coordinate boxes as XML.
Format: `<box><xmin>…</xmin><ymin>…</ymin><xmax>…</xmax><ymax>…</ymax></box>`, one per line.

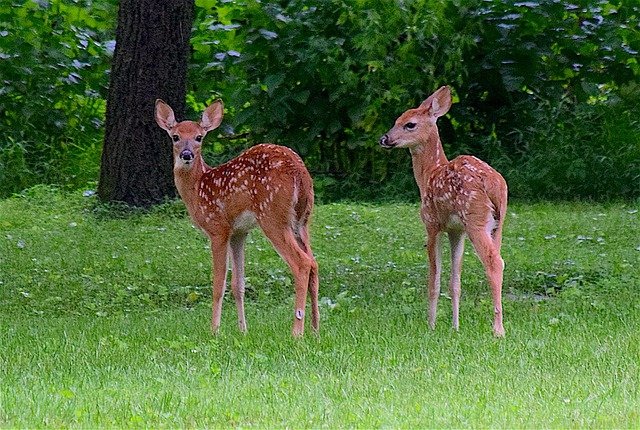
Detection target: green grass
<box><xmin>1</xmin><ymin>186</ymin><xmax>639</xmax><ymax>428</ymax></box>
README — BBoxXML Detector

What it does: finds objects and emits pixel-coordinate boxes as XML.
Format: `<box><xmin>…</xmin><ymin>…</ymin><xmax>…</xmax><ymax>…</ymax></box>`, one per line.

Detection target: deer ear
<box><xmin>419</xmin><ymin>86</ymin><xmax>452</xmax><ymax>120</ymax></box>
<box><xmin>200</xmin><ymin>100</ymin><xmax>224</xmax><ymax>132</ymax></box>
<box><xmin>155</xmin><ymin>99</ymin><xmax>176</xmax><ymax>132</ymax></box>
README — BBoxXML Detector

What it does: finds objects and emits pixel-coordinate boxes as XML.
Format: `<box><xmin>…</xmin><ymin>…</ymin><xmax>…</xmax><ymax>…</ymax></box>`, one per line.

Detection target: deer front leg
<box><xmin>210</xmin><ymin>235</ymin><xmax>229</xmax><ymax>334</ymax></box>
<box><xmin>426</xmin><ymin>229</ymin><xmax>442</xmax><ymax>330</ymax></box>
<box><xmin>448</xmin><ymin>231</ymin><xmax>465</xmax><ymax>331</ymax></box>
<box><xmin>230</xmin><ymin>233</ymin><xmax>248</xmax><ymax>333</ymax></box>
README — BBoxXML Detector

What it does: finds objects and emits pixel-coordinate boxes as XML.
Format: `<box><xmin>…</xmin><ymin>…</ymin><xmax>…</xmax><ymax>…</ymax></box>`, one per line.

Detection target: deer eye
<box><xmin>404</xmin><ymin>122</ymin><xmax>417</xmax><ymax>131</ymax></box>
<box><xmin>172</xmin><ymin>135</ymin><xmax>180</xmax><ymax>142</ymax></box>
<box><xmin>195</xmin><ymin>135</ymin><xmax>203</xmax><ymax>142</ymax></box>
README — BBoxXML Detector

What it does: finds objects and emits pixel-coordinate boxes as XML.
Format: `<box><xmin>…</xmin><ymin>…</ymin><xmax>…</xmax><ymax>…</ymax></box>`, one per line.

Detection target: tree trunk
<box><xmin>98</xmin><ymin>0</ymin><xmax>194</xmax><ymax>207</ymax></box>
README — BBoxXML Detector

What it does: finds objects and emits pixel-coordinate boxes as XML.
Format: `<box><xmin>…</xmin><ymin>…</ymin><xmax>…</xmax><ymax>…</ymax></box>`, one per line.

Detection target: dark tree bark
<box><xmin>98</xmin><ymin>0</ymin><xmax>194</xmax><ymax>207</ymax></box>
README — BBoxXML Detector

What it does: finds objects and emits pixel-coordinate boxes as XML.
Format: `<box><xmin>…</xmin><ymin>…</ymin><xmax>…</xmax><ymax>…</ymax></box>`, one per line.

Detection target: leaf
<box><xmin>59</xmin><ymin>389</ymin><xmax>75</xmax><ymax>399</ymax></box>
<box><xmin>264</xmin><ymin>73</ymin><xmax>285</xmax><ymax>94</ymax></box>
<box><xmin>210</xmin><ymin>364</ymin><xmax>222</xmax><ymax>377</ymax></box>
<box><xmin>208</xmin><ymin>23</ymin><xmax>241</xmax><ymax>31</ymax></box>
<box><xmin>275</xmin><ymin>13</ymin><xmax>291</xmax><ymax>23</ymax></box>
<box><xmin>186</xmin><ymin>291</ymin><xmax>200</xmax><ymax>304</ymax></box>
<box><xmin>258</xmin><ymin>29</ymin><xmax>278</xmax><ymax>40</ymax></box>
<box><xmin>291</xmin><ymin>90</ymin><xmax>310</xmax><ymax>104</ymax></box>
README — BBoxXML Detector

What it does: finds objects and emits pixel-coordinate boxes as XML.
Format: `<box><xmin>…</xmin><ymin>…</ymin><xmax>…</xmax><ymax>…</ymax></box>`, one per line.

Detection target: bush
<box><xmin>459</xmin><ymin>0</ymin><xmax>640</xmax><ymax>200</ymax></box>
<box><xmin>193</xmin><ymin>0</ymin><xmax>640</xmax><ymax>201</ymax></box>
<box><xmin>1</xmin><ymin>0</ymin><xmax>638</xmax><ymax>201</ymax></box>
<box><xmin>0</xmin><ymin>0</ymin><xmax>114</xmax><ymax>197</ymax></box>
<box><xmin>500</xmin><ymin>91</ymin><xmax>640</xmax><ymax>200</ymax></box>
<box><xmin>191</xmin><ymin>0</ymin><xmax>476</xmax><ymax>200</ymax></box>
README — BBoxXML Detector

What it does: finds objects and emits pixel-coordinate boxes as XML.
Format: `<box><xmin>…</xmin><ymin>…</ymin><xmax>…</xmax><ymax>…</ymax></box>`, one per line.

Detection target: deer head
<box><xmin>379</xmin><ymin>86</ymin><xmax>452</xmax><ymax>149</ymax></box>
<box><xmin>155</xmin><ymin>99</ymin><xmax>224</xmax><ymax>170</ymax></box>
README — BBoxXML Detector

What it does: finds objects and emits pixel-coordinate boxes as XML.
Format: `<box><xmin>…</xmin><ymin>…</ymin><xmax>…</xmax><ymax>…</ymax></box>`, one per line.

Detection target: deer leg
<box><xmin>448</xmin><ymin>231</ymin><xmax>465</xmax><ymax>331</ymax></box>
<box><xmin>261</xmin><ymin>223</ymin><xmax>313</xmax><ymax>337</ymax></box>
<box><xmin>468</xmin><ymin>230</ymin><xmax>505</xmax><ymax>337</ymax></box>
<box><xmin>426</xmin><ymin>229</ymin><xmax>442</xmax><ymax>330</ymax></box>
<box><xmin>307</xmin><ymin>263</ymin><xmax>319</xmax><ymax>334</ymax></box>
<box><xmin>296</xmin><ymin>224</ymin><xmax>319</xmax><ymax>333</ymax></box>
<box><xmin>210</xmin><ymin>235</ymin><xmax>230</xmax><ymax>334</ymax></box>
<box><xmin>230</xmin><ymin>232</ymin><xmax>248</xmax><ymax>333</ymax></box>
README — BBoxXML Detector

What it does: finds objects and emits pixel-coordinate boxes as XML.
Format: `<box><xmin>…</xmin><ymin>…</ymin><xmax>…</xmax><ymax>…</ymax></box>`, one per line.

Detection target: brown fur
<box><xmin>380</xmin><ymin>86</ymin><xmax>508</xmax><ymax>336</ymax></box>
<box><xmin>155</xmin><ymin>100</ymin><xmax>319</xmax><ymax>337</ymax></box>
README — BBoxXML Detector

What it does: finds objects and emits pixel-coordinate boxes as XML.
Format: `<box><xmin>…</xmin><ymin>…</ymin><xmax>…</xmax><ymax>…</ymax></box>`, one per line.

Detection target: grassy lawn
<box><xmin>1</xmin><ymin>187</ymin><xmax>639</xmax><ymax>428</ymax></box>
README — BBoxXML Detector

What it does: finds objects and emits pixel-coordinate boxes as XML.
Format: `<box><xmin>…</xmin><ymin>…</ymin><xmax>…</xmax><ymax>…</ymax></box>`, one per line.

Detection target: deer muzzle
<box><xmin>379</xmin><ymin>134</ymin><xmax>394</xmax><ymax>148</ymax></box>
<box><xmin>179</xmin><ymin>149</ymin><xmax>194</xmax><ymax>163</ymax></box>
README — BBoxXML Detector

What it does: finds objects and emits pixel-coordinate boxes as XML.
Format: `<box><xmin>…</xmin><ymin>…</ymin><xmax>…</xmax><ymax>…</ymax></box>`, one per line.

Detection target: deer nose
<box><xmin>180</xmin><ymin>149</ymin><xmax>194</xmax><ymax>162</ymax></box>
<box><xmin>379</xmin><ymin>134</ymin><xmax>390</xmax><ymax>147</ymax></box>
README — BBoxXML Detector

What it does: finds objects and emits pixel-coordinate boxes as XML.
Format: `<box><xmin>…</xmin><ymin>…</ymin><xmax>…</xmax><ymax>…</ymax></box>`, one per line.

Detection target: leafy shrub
<box><xmin>192</xmin><ymin>0</ymin><xmax>476</xmax><ymax>200</ymax></box>
<box><xmin>193</xmin><ymin>0</ymin><xmax>639</xmax><ymax>201</ymax></box>
<box><xmin>0</xmin><ymin>0</ymin><xmax>638</xmax><ymax>201</ymax></box>
<box><xmin>0</xmin><ymin>0</ymin><xmax>115</xmax><ymax>197</ymax></box>
<box><xmin>500</xmin><ymin>92</ymin><xmax>640</xmax><ymax>200</ymax></box>
<box><xmin>457</xmin><ymin>0</ymin><xmax>640</xmax><ymax>199</ymax></box>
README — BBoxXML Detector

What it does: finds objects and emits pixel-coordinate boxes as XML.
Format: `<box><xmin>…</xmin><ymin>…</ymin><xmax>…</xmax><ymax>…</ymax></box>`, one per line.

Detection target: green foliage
<box><xmin>458</xmin><ymin>0</ymin><xmax>640</xmax><ymax>199</ymax></box>
<box><xmin>0</xmin><ymin>0</ymin><xmax>638</xmax><ymax>200</ymax></box>
<box><xmin>0</xmin><ymin>0</ymin><xmax>115</xmax><ymax>197</ymax></box>
<box><xmin>192</xmin><ymin>0</ymin><xmax>477</xmax><ymax>199</ymax></box>
<box><xmin>467</xmin><ymin>0</ymin><xmax>639</xmax><ymax>103</ymax></box>
<box><xmin>499</xmin><ymin>95</ymin><xmax>640</xmax><ymax>199</ymax></box>
<box><xmin>193</xmin><ymin>0</ymin><xmax>639</xmax><ymax>201</ymax></box>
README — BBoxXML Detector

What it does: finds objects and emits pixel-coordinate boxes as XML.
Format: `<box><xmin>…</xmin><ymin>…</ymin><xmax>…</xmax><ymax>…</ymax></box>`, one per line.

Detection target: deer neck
<box><xmin>173</xmin><ymin>155</ymin><xmax>209</xmax><ymax>211</ymax></box>
<box><xmin>409</xmin><ymin>127</ymin><xmax>448</xmax><ymax>198</ymax></box>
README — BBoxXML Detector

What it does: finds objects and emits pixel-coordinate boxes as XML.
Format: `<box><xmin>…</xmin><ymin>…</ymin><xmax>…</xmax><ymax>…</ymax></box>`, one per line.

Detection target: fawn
<box><xmin>155</xmin><ymin>99</ymin><xmax>319</xmax><ymax>337</ymax></box>
<box><xmin>379</xmin><ymin>86</ymin><xmax>508</xmax><ymax>337</ymax></box>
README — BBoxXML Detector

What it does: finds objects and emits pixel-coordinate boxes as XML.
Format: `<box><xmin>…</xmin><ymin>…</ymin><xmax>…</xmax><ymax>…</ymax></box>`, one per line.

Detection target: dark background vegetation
<box><xmin>1</xmin><ymin>0</ymin><xmax>638</xmax><ymax>202</ymax></box>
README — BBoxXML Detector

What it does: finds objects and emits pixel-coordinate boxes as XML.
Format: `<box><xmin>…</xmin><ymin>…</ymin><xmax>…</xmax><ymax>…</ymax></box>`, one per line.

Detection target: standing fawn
<box><xmin>155</xmin><ymin>99</ymin><xmax>319</xmax><ymax>337</ymax></box>
<box><xmin>379</xmin><ymin>86</ymin><xmax>508</xmax><ymax>337</ymax></box>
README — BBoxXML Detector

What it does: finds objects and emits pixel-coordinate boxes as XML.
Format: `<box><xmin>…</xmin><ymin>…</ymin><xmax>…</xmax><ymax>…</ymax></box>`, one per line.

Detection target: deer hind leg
<box><xmin>426</xmin><ymin>229</ymin><xmax>443</xmax><ymax>330</ymax></box>
<box><xmin>295</xmin><ymin>224</ymin><xmax>319</xmax><ymax>333</ymax></box>
<box><xmin>261</xmin><ymin>222</ymin><xmax>314</xmax><ymax>337</ymax></box>
<box><xmin>229</xmin><ymin>232</ymin><xmax>248</xmax><ymax>333</ymax></box>
<box><xmin>467</xmin><ymin>229</ymin><xmax>505</xmax><ymax>337</ymax></box>
<box><xmin>491</xmin><ymin>221</ymin><xmax>506</xmax><ymax>274</ymax></box>
<box><xmin>448</xmin><ymin>231</ymin><xmax>465</xmax><ymax>331</ymax></box>
<box><xmin>210</xmin><ymin>235</ymin><xmax>230</xmax><ymax>334</ymax></box>
<box><xmin>492</xmin><ymin>224</ymin><xmax>504</xmax><ymax>261</ymax></box>
<box><xmin>490</xmin><ymin>197</ymin><xmax>507</xmax><ymax>258</ymax></box>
